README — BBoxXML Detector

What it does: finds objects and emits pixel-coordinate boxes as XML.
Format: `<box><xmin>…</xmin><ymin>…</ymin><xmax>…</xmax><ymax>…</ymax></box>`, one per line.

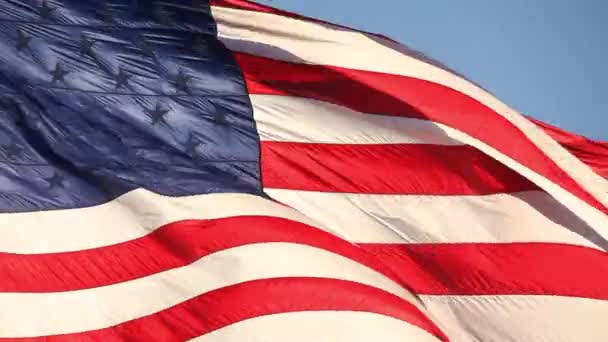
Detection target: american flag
<box><xmin>0</xmin><ymin>0</ymin><xmax>607</xmax><ymax>341</ymax></box>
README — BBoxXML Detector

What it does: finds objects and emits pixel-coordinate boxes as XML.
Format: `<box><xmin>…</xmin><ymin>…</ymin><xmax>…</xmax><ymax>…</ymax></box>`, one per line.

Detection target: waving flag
<box><xmin>0</xmin><ymin>0</ymin><xmax>607</xmax><ymax>341</ymax></box>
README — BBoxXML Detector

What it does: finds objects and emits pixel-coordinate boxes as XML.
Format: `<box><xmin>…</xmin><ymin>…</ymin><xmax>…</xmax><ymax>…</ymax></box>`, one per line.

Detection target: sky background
<box><xmin>257</xmin><ymin>0</ymin><xmax>607</xmax><ymax>140</ymax></box>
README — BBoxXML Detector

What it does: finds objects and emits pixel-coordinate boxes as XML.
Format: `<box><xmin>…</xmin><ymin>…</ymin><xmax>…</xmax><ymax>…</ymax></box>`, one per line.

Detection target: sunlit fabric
<box><xmin>0</xmin><ymin>1</ymin><xmax>607</xmax><ymax>341</ymax></box>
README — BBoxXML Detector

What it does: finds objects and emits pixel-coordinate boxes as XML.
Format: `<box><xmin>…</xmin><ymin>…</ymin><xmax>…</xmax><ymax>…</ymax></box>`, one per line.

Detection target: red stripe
<box><xmin>2</xmin><ymin>216</ymin><xmax>606</xmax><ymax>307</ymax></box>
<box><xmin>0</xmin><ymin>278</ymin><xmax>448</xmax><ymax>342</ymax></box>
<box><xmin>261</xmin><ymin>142</ymin><xmax>538</xmax><ymax>194</ymax></box>
<box><xmin>530</xmin><ymin>117</ymin><xmax>608</xmax><ymax>178</ymax></box>
<box><xmin>235</xmin><ymin>52</ymin><xmax>608</xmax><ymax>215</ymax></box>
<box><xmin>1</xmin><ymin>277</ymin><xmax>447</xmax><ymax>342</ymax></box>
<box><xmin>361</xmin><ymin>243</ymin><xmax>608</xmax><ymax>299</ymax></box>
<box><xmin>0</xmin><ymin>216</ymin><xmax>404</xmax><ymax>293</ymax></box>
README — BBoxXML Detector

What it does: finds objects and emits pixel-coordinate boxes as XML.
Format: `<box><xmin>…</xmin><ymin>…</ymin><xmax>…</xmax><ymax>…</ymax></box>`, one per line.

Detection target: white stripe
<box><xmin>0</xmin><ymin>243</ymin><xmax>420</xmax><ymax>337</ymax></box>
<box><xmin>212</xmin><ymin>5</ymin><xmax>608</xmax><ymax>228</ymax></box>
<box><xmin>421</xmin><ymin>295</ymin><xmax>608</xmax><ymax>342</ymax></box>
<box><xmin>266</xmin><ymin>189</ymin><xmax>605</xmax><ymax>250</ymax></box>
<box><xmin>254</xmin><ymin>94</ymin><xmax>606</xmax><ymax>249</ymax></box>
<box><xmin>258</xmin><ymin>113</ymin><xmax>608</xmax><ymax>243</ymax></box>
<box><xmin>0</xmin><ymin>189</ymin><xmax>334</xmax><ymax>254</ymax></box>
<box><xmin>444</xmin><ymin>124</ymin><xmax>608</xmax><ymax>238</ymax></box>
<box><xmin>251</xmin><ymin>94</ymin><xmax>460</xmax><ymax>145</ymax></box>
<box><xmin>251</xmin><ymin>93</ymin><xmax>607</xmax><ymax>244</ymax></box>
<box><xmin>189</xmin><ymin>311</ymin><xmax>441</xmax><ymax>342</ymax></box>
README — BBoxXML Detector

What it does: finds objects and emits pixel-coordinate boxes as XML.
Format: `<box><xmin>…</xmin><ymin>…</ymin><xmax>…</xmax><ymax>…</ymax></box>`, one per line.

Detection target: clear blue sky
<box><xmin>257</xmin><ymin>0</ymin><xmax>607</xmax><ymax>140</ymax></box>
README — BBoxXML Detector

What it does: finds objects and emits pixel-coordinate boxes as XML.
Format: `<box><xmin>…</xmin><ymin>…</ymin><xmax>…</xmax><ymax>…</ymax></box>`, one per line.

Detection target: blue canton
<box><xmin>0</xmin><ymin>0</ymin><xmax>262</xmax><ymax>212</ymax></box>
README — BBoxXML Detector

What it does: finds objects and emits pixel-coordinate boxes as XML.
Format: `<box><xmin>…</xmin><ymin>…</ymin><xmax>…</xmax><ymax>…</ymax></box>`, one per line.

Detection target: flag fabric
<box><xmin>0</xmin><ymin>0</ymin><xmax>607</xmax><ymax>341</ymax></box>
<box><xmin>527</xmin><ymin>116</ymin><xmax>608</xmax><ymax>179</ymax></box>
